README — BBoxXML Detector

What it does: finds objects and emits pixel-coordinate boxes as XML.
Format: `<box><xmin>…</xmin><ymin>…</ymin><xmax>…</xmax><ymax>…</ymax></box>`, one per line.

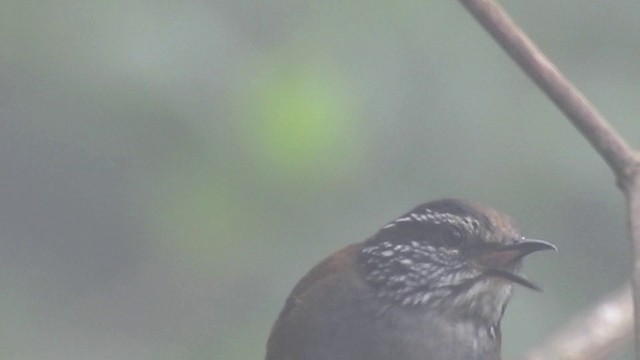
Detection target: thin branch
<box><xmin>521</xmin><ymin>285</ymin><xmax>632</xmax><ymax>360</ymax></box>
<box><xmin>457</xmin><ymin>0</ymin><xmax>640</xmax><ymax>358</ymax></box>
<box><xmin>458</xmin><ymin>0</ymin><xmax>638</xmax><ymax>184</ymax></box>
<box><xmin>628</xmin><ymin>179</ymin><xmax>640</xmax><ymax>357</ymax></box>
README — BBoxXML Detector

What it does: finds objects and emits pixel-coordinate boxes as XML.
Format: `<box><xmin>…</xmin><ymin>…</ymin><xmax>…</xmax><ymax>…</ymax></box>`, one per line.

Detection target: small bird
<box><xmin>266</xmin><ymin>198</ymin><xmax>556</xmax><ymax>360</ymax></box>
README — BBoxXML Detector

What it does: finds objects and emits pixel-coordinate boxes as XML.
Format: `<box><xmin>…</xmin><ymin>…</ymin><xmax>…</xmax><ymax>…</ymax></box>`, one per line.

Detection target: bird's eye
<box><xmin>447</xmin><ymin>227</ymin><xmax>464</xmax><ymax>247</ymax></box>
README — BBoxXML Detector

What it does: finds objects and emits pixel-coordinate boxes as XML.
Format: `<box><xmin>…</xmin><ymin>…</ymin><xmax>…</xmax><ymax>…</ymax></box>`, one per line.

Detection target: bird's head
<box><xmin>359</xmin><ymin>198</ymin><xmax>556</xmax><ymax>322</ymax></box>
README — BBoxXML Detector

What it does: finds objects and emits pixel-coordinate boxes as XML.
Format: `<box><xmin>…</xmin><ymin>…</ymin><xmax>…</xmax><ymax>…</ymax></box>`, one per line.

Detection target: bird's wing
<box><xmin>266</xmin><ymin>243</ymin><xmax>362</xmax><ymax>360</ymax></box>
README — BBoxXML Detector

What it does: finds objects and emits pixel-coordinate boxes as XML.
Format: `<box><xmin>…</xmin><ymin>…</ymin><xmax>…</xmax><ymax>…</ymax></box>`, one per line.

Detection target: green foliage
<box><xmin>241</xmin><ymin>61</ymin><xmax>362</xmax><ymax>184</ymax></box>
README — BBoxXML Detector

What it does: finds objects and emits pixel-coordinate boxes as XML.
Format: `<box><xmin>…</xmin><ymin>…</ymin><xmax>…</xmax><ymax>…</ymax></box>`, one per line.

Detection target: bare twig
<box><xmin>628</xmin><ymin>178</ymin><xmax>640</xmax><ymax>357</ymax></box>
<box><xmin>522</xmin><ymin>286</ymin><xmax>632</xmax><ymax>360</ymax></box>
<box><xmin>457</xmin><ymin>0</ymin><xmax>640</xmax><ymax>358</ymax></box>
<box><xmin>457</xmin><ymin>0</ymin><xmax>637</xmax><ymax>181</ymax></box>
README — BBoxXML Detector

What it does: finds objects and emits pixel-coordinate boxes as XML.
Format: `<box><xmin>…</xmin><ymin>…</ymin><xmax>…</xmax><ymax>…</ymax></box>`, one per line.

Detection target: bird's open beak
<box><xmin>477</xmin><ymin>238</ymin><xmax>557</xmax><ymax>291</ymax></box>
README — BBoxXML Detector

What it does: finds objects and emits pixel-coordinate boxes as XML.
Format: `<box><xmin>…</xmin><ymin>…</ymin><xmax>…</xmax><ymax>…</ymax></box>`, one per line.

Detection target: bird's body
<box><xmin>267</xmin><ymin>244</ymin><xmax>501</xmax><ymax>360</ymax></box>
<box><xmin>267</xmin><ymin>199</ymin><xmax>555</xmax><ymax>360</ymax></box>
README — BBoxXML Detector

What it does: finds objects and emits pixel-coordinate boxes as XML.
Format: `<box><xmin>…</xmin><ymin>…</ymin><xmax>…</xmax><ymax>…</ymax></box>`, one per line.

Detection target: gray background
<box><xmin>2</xmin><ymin>1</ymin><xmax>638</xmax><ymax>359</ymax></box>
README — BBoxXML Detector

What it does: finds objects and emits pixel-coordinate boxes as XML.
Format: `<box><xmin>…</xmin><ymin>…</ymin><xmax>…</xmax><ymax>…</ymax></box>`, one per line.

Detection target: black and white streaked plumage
<box><xmin>267</xmin><ymin>199</ymin><xmax>556</xmax><ymax>360</ymax></box>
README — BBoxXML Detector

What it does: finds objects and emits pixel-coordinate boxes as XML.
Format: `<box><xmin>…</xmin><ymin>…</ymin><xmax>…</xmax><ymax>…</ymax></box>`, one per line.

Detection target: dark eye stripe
<box><xmin>448</xmin><ymin>227</ymin><xmax>464</xmax><ymax>247</ymax></box>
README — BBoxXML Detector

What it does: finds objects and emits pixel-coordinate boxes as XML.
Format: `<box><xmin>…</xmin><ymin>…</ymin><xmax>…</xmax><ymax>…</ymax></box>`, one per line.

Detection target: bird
<box><xmin>266</xmin><ymin>198</ymin><xmax>556</xmax><ymax>360</ymax></box>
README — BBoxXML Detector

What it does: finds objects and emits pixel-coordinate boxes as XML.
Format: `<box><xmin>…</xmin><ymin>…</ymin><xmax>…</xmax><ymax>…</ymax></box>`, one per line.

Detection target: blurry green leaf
<box><xmin>239</xmin><ymin>62</ymin><xmax>363</xmax><ymax>184</ymax></box>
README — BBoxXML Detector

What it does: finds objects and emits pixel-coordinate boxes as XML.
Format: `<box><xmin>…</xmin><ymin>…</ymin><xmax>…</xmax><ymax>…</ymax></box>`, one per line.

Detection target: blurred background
<box><xmin>2</xmin><ymin>1</ymin><xmax>639</xmax><ymax>359</ymax></box>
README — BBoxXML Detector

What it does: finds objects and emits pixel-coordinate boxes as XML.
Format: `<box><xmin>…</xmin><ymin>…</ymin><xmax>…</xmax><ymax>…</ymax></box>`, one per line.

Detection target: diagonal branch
<box><xmin>458</xmin><ymin>0</ymin><xmax>638</xmax><ymax>183</ymax></box>
<box><xmin>457</xmin><ymin>0</ymin><xmax>640</xmax><ymax>358</ymax></box>
<box><xmin>522</xmin><ymin>285</ymin><xmax>632</xmax><ymax>360</ymax></box>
